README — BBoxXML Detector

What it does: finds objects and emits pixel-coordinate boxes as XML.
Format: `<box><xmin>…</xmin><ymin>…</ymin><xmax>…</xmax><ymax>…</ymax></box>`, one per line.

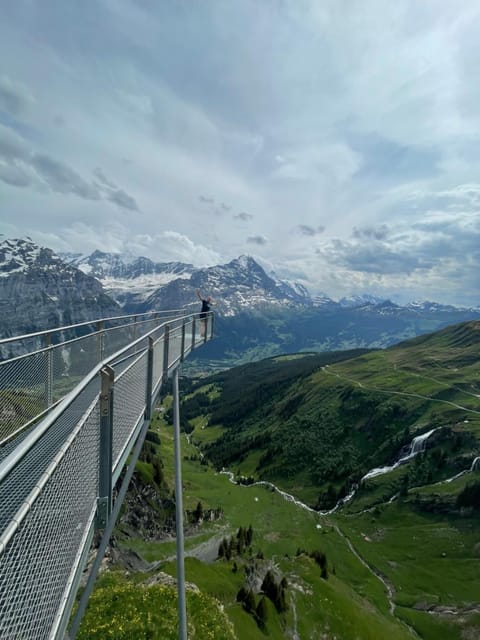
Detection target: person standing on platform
<box><xmin>196</xmin><ymin>289</ymin><xmax>214</xmax><ymax>337</ymax></box>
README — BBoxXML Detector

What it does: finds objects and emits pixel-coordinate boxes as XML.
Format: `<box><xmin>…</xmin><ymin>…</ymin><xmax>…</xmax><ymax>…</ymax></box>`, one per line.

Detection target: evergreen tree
<box><xmin>256</xmin><ymin>597</ymin><xmax>268</xmax><ymax>628</ymax></box>
<box><xmin>236</xmin><ymin>586</ymin><xmax>248</xmax><ymax>603</ymax></box>
<box><xmin>194</xmin><ymin>501</ymin><xmax>204</xmax><ymax>523</ymax></box>
<box><xmin>243</xmin><ymin>590</ymin><xmax>256</xmax><ymax>613</ymax></box>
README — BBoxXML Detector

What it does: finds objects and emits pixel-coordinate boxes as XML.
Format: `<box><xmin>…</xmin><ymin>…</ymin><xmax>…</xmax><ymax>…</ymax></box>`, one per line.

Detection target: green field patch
<box><xmin>337</xmin><ymin>503</ymin><xmax>480</xmax><ymax>608</ymax></box>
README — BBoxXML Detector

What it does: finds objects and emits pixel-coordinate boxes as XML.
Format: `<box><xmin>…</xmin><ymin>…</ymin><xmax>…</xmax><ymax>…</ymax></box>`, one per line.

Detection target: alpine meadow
<box><xmin>78</xmin><ymin>320</ymin><xmax>480</xmax><ymax>639</ymax></box>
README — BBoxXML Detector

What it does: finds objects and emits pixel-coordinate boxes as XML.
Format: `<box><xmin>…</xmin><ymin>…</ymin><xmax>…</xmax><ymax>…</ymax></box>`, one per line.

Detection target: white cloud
<box><xmin>0</xmin><ymin>1</ymin><xmax>479</xmax><ymax>305</ymax></box>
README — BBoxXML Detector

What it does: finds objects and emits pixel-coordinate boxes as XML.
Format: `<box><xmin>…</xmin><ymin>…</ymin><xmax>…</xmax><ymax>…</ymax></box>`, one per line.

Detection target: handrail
<box><xmin>0</xmin><ymin>312</ymin><xmax>200</xmax><ymax>485</ymax></box>
<box><xmin>0</xmin><ymin>308</ymin><xmax>187</xmax><ymax>346</ymax></box>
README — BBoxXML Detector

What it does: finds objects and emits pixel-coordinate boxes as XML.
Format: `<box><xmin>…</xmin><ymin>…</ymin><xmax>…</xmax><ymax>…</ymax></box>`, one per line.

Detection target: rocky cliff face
<box><xmin>0</xmin><ymin>238</ymin><xmax>120</xmax><ymax>339</ymax></box>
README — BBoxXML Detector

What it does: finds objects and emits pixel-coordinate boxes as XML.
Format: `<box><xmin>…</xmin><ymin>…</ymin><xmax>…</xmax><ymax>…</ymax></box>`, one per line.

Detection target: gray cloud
<box><xmin>0</xmin><ymin>124</ymin><xmax>30</xmax><ymax>161</ymax></box>
<box><xmin>93</xmin><ymin>167</ymin><xmax>139</xmax><ymax>210</ymax></box>
<box><xmin>318</xmin><ymin>212</ymin><xmax>480</xmax><ymax>279</ymax></box>
<box><xmin>247</xmin><ymin>234</ymin><xmax>267</xmax><ymax>246</ymax></box>
<box><xmin>107</xmin><ymin>188</ymin><xmax>139</xmax><ymax>211</ymax></box>
<box><xmin>31</xmin><ymin>153</ymin><xmax>100</xmax><ymax>200</ymax></box>
<box><xmin>0</xmin><ymin>120</ymin><xmax>139</xmax><ymax>207</ymax></box>
<box><xmin>352</xmin><ymin>225</ymin><xmax>390</xmax><ymax>240</ymax></box>
<box><xmin>93</xmin><ymin>167</ymin><xmax>117</xmax><ymax>189</ymax></box>
<box><xmin>0</xmin><ymin>162</ymin><xmax>32</xmax><ymax>187</ymax></box>
<box><xmin>234</xmin><ymin>212</ymin><xmax>253</xmax><ymax>221</ymax></box>
<box><xmin>297</xmin><ymin>224</ymin><xmax>325</xmax><ymax>236</ymax></box>
<box><xmin>199</xmin><ymin>195</ymin><xmax>214</xmax><ymax>204</ymax></box>
<box><xmin>0</xmin><ymin>75</ymin><xmax>34</xmax><ymax>115</ymax></box>
<box><xmin>320</xmin><ymin>241</ymin><xmax>428</xmax><ymax>275</ymax></box>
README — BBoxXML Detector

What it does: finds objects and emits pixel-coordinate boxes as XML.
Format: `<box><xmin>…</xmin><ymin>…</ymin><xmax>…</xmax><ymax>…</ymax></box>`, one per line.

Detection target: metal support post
<box><xmin>172</xmin><ymin>368</ymin><xmax>187</xmax><ymax>640</ymax></box>
<box><xmin>163</xmin><ymin>324</ymin><xmax>170</xmax><ymax>382</ymax></box>
<box><xmin>97</xmin><ymin>365</ymin><xmax>114</xmax><ymax>528</ymax></box>
<box><xmin>180</xmin><ymin>320</ymin><xmax>186</xmax><ymax>362</ymax></box>
<box><xmin>145</xmin><ymin>337</ymin><xmax>154</xmax><ymax>421</ymax></box>
<box><xmin>191</xmin><ymin>318</ymin><xmax>196</xmax><ymax>351</ymax></box>
<box><xmin>96</xmin><ymin>321</ymin><xmax>105</xmax><ymax>362</ymax></box>
<box><xmin>45</xmin><ymin>333</ymin><xmax>53</xmax><ymax>408</ymax></box>
<box><xmin>210</xmin><ymin>312</ymin><xmax>215</xmax><ymax>340</ymax></box>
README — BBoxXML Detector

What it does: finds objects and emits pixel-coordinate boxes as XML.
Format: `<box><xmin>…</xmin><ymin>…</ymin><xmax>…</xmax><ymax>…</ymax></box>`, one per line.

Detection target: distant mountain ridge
<box><xmin>0</xmin><ymin>238</ymin><xmax>120</xmax><ymax>339</ymax></box>
<box><xmin>1</xmin><ymin>239</ymin><xmax>479</xmax><ymax>364</ymax></box>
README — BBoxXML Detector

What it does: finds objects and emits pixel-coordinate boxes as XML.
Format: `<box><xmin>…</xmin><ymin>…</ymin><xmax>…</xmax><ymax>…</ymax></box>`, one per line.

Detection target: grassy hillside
<box><xmin>186</xmin><ymin>321</ymin><xmax>480</xmax><ymax>508</ymax></box>
<box><xmin>78</xmin><ymin>320</ymin><xmax>480</xmax><ymax>639</ymax></box>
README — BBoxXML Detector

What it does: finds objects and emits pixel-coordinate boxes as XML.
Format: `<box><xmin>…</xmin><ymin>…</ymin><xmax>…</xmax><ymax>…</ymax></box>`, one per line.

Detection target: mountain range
<box><xmin>1</xmin><ymin>238</ymin><xmax>479</xmax><ymax>365</ymax></box>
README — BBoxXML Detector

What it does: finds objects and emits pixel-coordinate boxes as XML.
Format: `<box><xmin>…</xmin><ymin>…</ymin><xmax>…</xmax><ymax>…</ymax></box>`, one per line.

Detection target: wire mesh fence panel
<box><xmin>0</xmin><ymin>401</ymin><xmax>100</xmax><ymax>640</ymax></box>
<box><xmin>50</xmin><ymin>333</ymin><xmax>99</xmax><ymax>402</ymax></box>
<box><xmin>181</xmin><ymin>319</ymin><xmax>191</xmax><ymax>358</ymax></box>
<box><xmin>153</xmin><ymin>338</ymin><xmax>165</xmax><ymax>394</ymax></box>
<box><xmin>0</xmin><ymin>350</ymin><xmax>50</xmax><ymax>445</ymax></box>
<box><xmin>168</xmin><ymin>326</ymin><xmax>183</xmax><ymax>369</ymax></box>
<box><xmin>102</xmin><ymin>325</ymin><xmax>135</xmax><ymax>361</ymax></box>
<box><xmin>111</xmin><ymin>353</ymin><xmax>148</xmax><ymax>471</ymax></box>
<box><xmin>0</xmin><ymin>377</ymin><xmax>101</xmax><ymax>530</ymax></box>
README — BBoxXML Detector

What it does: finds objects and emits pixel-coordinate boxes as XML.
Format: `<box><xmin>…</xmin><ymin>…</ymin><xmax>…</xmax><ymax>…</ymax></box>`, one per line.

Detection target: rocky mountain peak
<box><xmin>0</xmin><ymin>237</ymin><xmax>120</xmax><ymax>339</ymax></box>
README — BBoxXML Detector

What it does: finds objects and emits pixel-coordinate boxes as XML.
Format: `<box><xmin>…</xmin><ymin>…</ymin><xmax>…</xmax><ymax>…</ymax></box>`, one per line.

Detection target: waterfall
<box><xmin>408</xmin><ymin>428</ymin><xmax>437</xmax><ymax>456</ymax></box>
<box><xmin>361</xmin><ymin>427</ymin><xmax>438</xmax><ymax>483</ymax></box>
<box><xmin>434</xmin><ymin>455</ymin><xmax>480</xmax><ymax>484</ymax></box>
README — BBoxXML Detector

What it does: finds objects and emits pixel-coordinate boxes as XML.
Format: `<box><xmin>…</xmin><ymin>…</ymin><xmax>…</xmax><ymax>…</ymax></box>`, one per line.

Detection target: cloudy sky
<box><xmin>1</xmin><ymin>1</ymin><xmax>479</xmax><ymax>306</ymax></box>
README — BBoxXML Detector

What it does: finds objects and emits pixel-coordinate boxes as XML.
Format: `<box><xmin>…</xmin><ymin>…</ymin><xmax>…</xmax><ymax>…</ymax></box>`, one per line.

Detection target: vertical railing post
<box><xmin>97</xmin><ymin>365</ymin><xmax>114</xmax><ymax>529</ymax></box>
<box><xmin>163</xmin><ymin>324</ymin><xmax>170</xmax><ymax>382</ymax></box>
<box><xmin>191</xmin><ymin>317</ymin><xmax>196</xmax><ymax>351</ymax></box>
<box><xmin>210</xmin><ymin>312</ymin><xmax>215</xmax><ymax>340</ymax></box>
<box><xmin>96</xmin><ymin>321</ymin><xmax>105</xmax><ymax>362</ymax></box>
<box><xmin>172</xmin><ymin>368</ymin><xmax>187</xmax><ymax>640</ymax></box>
<box><xmin>180</xmin><ymin>319</ymin><xmax>186</xmax><ymax>362</ymax></box>
<box><xmin>45</xmin><ymin>333</ymin><xmax>53</xmax><ymax>408</ymax></box>
<box><xmin>145</xmin><ymin>337</ymin><xmax>154</xmax><ymax>421</ymax></box>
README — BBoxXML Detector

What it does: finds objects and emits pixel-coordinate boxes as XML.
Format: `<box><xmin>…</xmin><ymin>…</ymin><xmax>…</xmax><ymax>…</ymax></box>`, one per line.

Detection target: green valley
<box><xmin>78</xmin><ymin>321</ymin><xmax>480</xmax><ymax>639</ymax></box>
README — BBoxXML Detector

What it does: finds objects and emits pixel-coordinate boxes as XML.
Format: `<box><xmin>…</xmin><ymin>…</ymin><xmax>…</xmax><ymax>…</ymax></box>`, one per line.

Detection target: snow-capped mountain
<box><xmin>61</xmin><ymin>249</ymin><xmax>195</xmax><ymax>308</ymax></box>
<box><xmin>339</xmin><ymin>294</ymin><xmax>387</xmax><ymax>308</ymax></box>
<box><xmin>129</xmin><ymin>255</ymin><xmax>313</xmax><ymax>317</ymax></box>
<box><xmin>0</xmin><ymin>238</ymin><xmax>120</xmax><ymax>338</ymax></box>
<box><xmin>405</xmin><ymin>300</ymin><xmax>468</xmax><ymax>313</ymax></box>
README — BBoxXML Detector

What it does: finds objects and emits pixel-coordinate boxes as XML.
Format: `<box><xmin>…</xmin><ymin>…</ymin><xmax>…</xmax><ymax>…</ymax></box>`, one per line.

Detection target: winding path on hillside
<box><xmin>321</xmin><ymin>366</ymin><xmax>480</xmax><ymax>416</ymax></box>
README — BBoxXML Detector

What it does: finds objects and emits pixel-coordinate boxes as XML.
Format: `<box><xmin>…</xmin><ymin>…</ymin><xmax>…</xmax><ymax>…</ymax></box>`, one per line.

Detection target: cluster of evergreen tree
<box><xmin>310</xmin><ymin>550</ymin><xmax>329</xmax><ymax>579</ymax></box>
<box><xmin>139</xmin><ymin>438</ymin><xmax>164</xmax><ymax>487</ymax></box>
<box><xmin>456</xmin><ymin>480</ymin><xmax>480</xmax><ymax>510</ymax></box>
<box><xmin>218</xmin><ymin>525</ymin><xmax>253</xmax><ymax>560</ymax></box>
<box><xmin>236</xmin><ymin>588</ymin><xmax>269</xmax><ymax>628</ymax></box>
<box><xmin>296</xmin><ymin>548</ymin><xmax>329</xmax><ymax>579</ymax></box>
<box><xmin>261</xmin><ymin>569</ymin><xmax>288</xmax><ymax>612</ymax></box>
<box><xmin>236</xmin><ymin>567</ymin><xmax>288</xmax><ymax>629</ymax></box>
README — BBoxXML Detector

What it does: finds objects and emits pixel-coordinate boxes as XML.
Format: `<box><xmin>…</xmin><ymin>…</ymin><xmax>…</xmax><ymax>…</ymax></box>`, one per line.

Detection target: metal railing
<box><xmin>0</xmin><ymin>309</ymin><xmax>214</xmax><ymax>640</ymax></box>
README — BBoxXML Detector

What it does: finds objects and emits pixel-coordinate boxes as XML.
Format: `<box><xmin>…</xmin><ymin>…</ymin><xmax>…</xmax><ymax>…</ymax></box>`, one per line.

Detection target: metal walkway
<box><xmin>0</xmin><ymin>310</ymin><xmax>214</xmax><ymax>639</ymax></box>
